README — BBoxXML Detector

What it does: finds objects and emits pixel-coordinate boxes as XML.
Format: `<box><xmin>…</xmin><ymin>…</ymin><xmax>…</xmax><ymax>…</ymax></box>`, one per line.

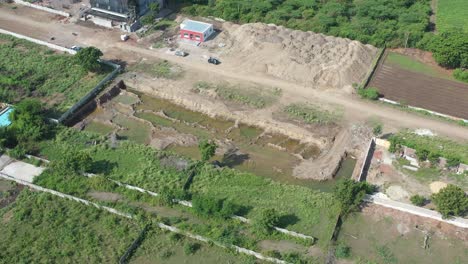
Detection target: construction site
<box><xmin>0</xmin><ymin>1</ymin><xmax>467</xmax><ymax>264</ymax></box>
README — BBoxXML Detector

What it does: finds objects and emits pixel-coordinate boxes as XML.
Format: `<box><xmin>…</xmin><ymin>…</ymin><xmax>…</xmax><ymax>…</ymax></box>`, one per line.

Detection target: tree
<box><xmin>432</xmin><ymin>185</ymin><xmax>468</xmax><ymax>218</ymax></box>
<box><xmin>333</xmin><ymin>179</ymin><xmax>375</xmax><ymax>216</ymax></box>
<box><xmin>425</xmin><ymin>31</ymin><xmax>468</xmax><ymax>69</ymax></box>
<box><xmin>253</xmin><ymin>208</ymin><xmax>280</xmax><ymax>235</ymax></box>
<box><xmin>198</xmin><ymin>139</ymin><xmax>217</xmax><ymax>162</ymax></box>
<box><xmin>51</xmin><ymin>146</ymin><xmax>93</xmax><ymax>175</ymax></box>
<box><xmin>9</xmin><ymin>99</ymin><xmax>48</xmax><ymax>144</ymax></box>
<box><xmin>358</xmin><ymin>87</ymin><xmax>379</xmax><ymax>100</ymax></box>
<box><xmin>192</xmin><ymin>195</ymin><xmax>238</xmax><ymax>219</ymax></box>
<box><xmin>149</xmin><ymin>2</ymin><xmax>160</xmax><ymax>12</ymax></box>
<box><xmin>410</xmin><ymin>194</ymin><xmax>426</xmax><ymax>206</ymax></box>
<box><xmin>75</xmin><ymin>47</ymin><xmax>103</xmax><ymax>72</ymax></box>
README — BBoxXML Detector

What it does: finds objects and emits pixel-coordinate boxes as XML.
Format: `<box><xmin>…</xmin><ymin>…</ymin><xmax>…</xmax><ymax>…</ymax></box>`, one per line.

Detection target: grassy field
<box><xmin>337</xmin><ymin>211</ymin><xmax>468</xmax><ymax>264</ymax></box>
<box><xmin>284</xmin><ymin>103</ymin><xmax>342</xmax><ymax>125</ymax></box>
<box><xmin>386</xmin><ymin>52</ymin><xmax>454</xmax><ymax>80</ymax></box>
<box><xmin>130</xmin><ymin>227</ymin><xmax>255</xmax><ymax>264</ymax></box>
<box><xmin>436</xmin><ymin>0</ymin><xmax>468</xmax><ymax>33</ymax></box>
<box><xmin>0</xmin><ymin>190</ymin><xmax>140</xmax><ymax>263</ymax></box>
<box><xmin>0</xmin><ymin>34</ymin><xmax>111</xmax><ymax>115</ymax></box>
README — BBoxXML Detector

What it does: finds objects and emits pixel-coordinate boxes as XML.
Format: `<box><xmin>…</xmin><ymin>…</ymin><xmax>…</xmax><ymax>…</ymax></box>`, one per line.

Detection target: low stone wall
<box><xmin>357</xmin><ymin>138</ymin><xmax>375</xmax><ymax>182</ymax></box>
<box><xmin>0</xmin><ymin>28</ymin><xmax>75</xmax><ymax>54</ymax></box>
<box><xmin>13</xmin><ymin>0</ymin><xmax>70</xmax><ymax>17</ymax></box>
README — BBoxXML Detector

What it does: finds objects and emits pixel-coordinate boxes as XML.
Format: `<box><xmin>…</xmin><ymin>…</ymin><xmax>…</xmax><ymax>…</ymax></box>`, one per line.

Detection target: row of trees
<box><xmin>183</xmin><ymin>0</ymin><xmax>432</xmax><ymax>48</ymax></box>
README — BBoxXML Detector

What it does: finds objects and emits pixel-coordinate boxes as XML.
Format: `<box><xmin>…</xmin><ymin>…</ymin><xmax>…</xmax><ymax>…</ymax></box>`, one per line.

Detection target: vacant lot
<box><xmin>337</xmin><ymin>204</ymin><xmax>468</xmax><ymax>264</ymax></box>
<box><xmin>436</xmin><ymin>0</ymin><xmax>468</xmax><ymax>33</ymax></box>
<box><xmin>0</xmin><ymin>34</ymin><xmax>110</xmax><ymax>115</ymax></box>
<box><xmin>369</xmin><ymin>52</ymin><xmax>468</xmax><ymax>120</ymax></box>
<box><xmin>0</xmin><ymin>190</ymin><xmax>139</xmax><ymax>263</ymax></box>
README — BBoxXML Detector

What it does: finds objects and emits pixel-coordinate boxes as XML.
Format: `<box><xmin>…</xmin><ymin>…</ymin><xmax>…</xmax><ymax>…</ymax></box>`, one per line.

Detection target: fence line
<box><xmin>0</xmin><ymin>28</ymin><xmax>75</xmax><ymax>54</ymax></box>
<box><xmin>13</xmin><ymin>0</ymin><xmax>70</xmax><ymax>17</ymax></box>
<box><xmin>0</xmin><ymin>172</ymin><xmax>288</xmax><ymax>264</ymax></box>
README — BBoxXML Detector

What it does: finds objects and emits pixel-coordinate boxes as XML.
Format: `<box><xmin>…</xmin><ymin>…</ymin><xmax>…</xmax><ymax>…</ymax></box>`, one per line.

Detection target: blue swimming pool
<box><xmin>0</xmin><ymin>107</ymin><xmax>13</xmax><ymax>127</ymax></box>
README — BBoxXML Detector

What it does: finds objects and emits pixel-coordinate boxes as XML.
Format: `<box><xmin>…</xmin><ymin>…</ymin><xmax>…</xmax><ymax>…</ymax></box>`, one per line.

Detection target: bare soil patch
<box><xmin>88</xmin><ymin>191</ymin><xmax>122</xmax><ymax>202</ymax></box>
<box><xmin>203</xmin><ymin>22</ymin><xmax>378</xmax><ymax>90</ymax></box>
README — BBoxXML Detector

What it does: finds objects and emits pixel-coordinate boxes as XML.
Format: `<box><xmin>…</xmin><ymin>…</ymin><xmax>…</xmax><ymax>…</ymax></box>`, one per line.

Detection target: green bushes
<box><xmin>183</xmin><ymin>242</ymin><xmax>200</xmax><ymax>255</ymax></box>
<box><xmin>410</xmin><ymin>195</ymin><xmax>426</xmax><ymax>206</ymax></box>
<box><xmin>198</xmin><ymin>139</ymin><xmax>217</xmax><ymax>162</ymax></box>
<box><xmin>432</xmin><ymin>184</ymin><xmax>468</xmax><ymax>218</ymax></box>
<box><xmin>453</xmin><ymin>68</ymin><xmax>468</xmax><ymax>83</ymax></box>
<box><xmin>182</xmin><ymin>0</ymin><xmax>432</xmax><ymax>48</ymax></box>
<box><xmin>333</xmin><ymin>179</ymin><xmax>375</xmax><ymax>216</ymax></box>
<box><xmin>358</xmin><ymin>87</ymin><xmax>380</xmax><ymax>100</ymax></box>
<box><xmin>422</xmin><ymin>31</ymin><xmax>468</xmax><ymax>69</ymax></box>
<box><xmin>284</xmin><ymin>103</ymin><xmax>341</xmax><ymax>124</ymax></box>
<box><xmin>192</xmin><ymin>195</ymin><xmax>239</xmax><ymax>219</ymax></box>
<box><xmin>74</xmin><ymin>47</ymin><xmax>103</xmax><ymax>72</ymax></box>
<box><xmin>335</xmin><ymin>243</ymin><xmax>351</xmax><ymax>258</ymax></box>
<box><xmin>388</xmin><ymin>132</ymin><xmax>468</xmax><ymax>166</ymax></box>
<box><xmin>253</xmin><ymin>208</ymin><xmax>280</xmax><ymax>235</ymax></box>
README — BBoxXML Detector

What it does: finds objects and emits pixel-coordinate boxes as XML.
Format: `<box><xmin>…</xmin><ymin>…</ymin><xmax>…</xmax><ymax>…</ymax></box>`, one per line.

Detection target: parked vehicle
<box><xmin>120</xmin><ymin>34</ymin><xmax>129</xmax><ymax>41</ymax></box>
<box><xmin>208</xmin><ymin>57</ymin><xmax>221</xmax><ymax>65</ymax></box>
<box><xmin>175</xmin><ymin>50</ymin><xmax>188</xmax><ymax>57</ymax></box>
<box><xmin>70</xmin><ymin>46</ymin><xmax>82</xmax><ymax>51</ymax></box>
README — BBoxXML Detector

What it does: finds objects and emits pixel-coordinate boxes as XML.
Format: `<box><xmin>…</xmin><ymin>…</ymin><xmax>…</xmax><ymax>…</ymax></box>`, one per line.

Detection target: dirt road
<box><xmin>1</xmin><ymin>5</ymin><xmax>468</xmax><ymax>141</ymax></box>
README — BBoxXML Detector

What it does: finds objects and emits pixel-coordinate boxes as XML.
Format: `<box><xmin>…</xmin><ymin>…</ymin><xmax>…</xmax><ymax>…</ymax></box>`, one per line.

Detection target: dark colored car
<box><xmin>208</xmin><ymin>57</ymin><xmax>221</xmax><ymax>65</ymax></box>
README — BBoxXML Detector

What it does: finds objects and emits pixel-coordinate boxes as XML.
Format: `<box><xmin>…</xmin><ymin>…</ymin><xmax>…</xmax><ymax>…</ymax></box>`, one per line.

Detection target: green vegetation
<box><xmin>192</xmin><ymin>195</ymin><xmax>239</xmax><ymax>219</ymax></box>
<box><xmin>421</xmin><ymin>31</ymin><xmax>468</xmax><ymax>69</ymax></box>
<box><xmin>389</xmin><ymin>131</ymin><xmax>468</xmax><ymax>166</ymax></box>
<box><xmin>129</xmin><ymin>60</ymin><xmax>183</xmax><ymax>79</ymax></box>
<box><xmin>358</xmin><ymin>87</ymin><xmax>380</xmax><ymax>100</ymax></box>
<box><xmin>194</xmin><ymin>81</ymin><xmax>281</xmax><ymax>108</ymax></box>
<box><xmin>431</xmin><ymin>184</ymin><xmax>468</xmax><ymax>218</ymax></box>
<box><xmin>333</xmin><ymin>179</ymin><xmax>375</xmax><ymax>217</ymax></box>
<box><xmin>386</xmin><ymin>52</ymin><xmax>456</xmax><ymax>80</ymax></box>
<box><xmin>0</xmin><ymin>190</ymin><xmax>139</xmax><ymax>263</ymax></box>
<box><xmin>253</xmin><ymin>208</ymin><xmax>280</xmax><ymax>235</ymax></box>
<box><xmin>198</xmin><ymin>139</ymin><xmax>217</xmax><ymax>162</ymax></box>
<box><xmin>409</xmin><ymin>194</ymin><xmax>426</xmax><ymax>206</ymax></box>
<box><xmin>0</xmin><ymin>34</ymin><xmax>110</xmax><ymax>113</ymax></box>
<box><xmin>74</xmin><ymin>47</ymin><xmax>103</xmax><ymax>72</ymax></box>
<box><xmin>453</xmin><ymin>68</ymin><xmax>468</xmax><ymax>83</ymax></box>
<box><xmin>182</xmin><ymin>0</ymin><xmax>432</xmax><ymax>47</ymax></box>
<box><xmin>335</xmin><ymin>243</ymin><xmax>351</xmax><ymax>259</ymax></box>
<box><xmin>436</xmin><ymin>0</ymin><xmax>468</xmax><ymax>33</ymax></box>
<box><xmin>284</xmin><ymin>103</ymin><xmax>341</xmax><ymax>124</ymax></box>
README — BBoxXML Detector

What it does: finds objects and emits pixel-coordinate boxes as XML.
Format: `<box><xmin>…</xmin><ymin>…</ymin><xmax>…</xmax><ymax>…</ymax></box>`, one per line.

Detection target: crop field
<box><xmin>0</xmin><ymin>34</ymin><xmax>111</xmax><ymax>115</ymax></box>
<box><xmin>368</xmin><ymin>52</ymin><xmax>468</xmax><ymax>120</ymax></box>
<box><xmin>436</xmin><ymin>0</ymin><xmax>468</xmax><ymax>33</ymax></box>
<box><xmin>0</xmin><ymin>190</ymin><xmax>140</xmax><ymax>263</ymax></box>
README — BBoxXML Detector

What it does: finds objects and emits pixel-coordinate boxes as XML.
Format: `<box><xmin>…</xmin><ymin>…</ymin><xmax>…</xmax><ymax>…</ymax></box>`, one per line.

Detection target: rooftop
<box><xmin>180</xmin><ymin>19</ymin><xmax>212</xmax><ymax>33</ymax></box>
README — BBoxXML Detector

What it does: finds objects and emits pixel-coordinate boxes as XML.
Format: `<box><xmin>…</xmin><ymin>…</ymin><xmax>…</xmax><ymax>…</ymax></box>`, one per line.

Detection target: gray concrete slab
<box><xmin>0</xmin><ymin>154</ymin><xmax>13</xmax><ymax>170</ymax></box>
<box><xmin>1</xmin><ymin>161</ymin><xmax>45</xmax><ymax>183</ymax></box>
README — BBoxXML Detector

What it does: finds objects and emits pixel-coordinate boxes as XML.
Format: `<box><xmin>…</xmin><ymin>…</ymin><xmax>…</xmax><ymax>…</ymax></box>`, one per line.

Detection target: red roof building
<box><xmin>179</xmin><ymin>19</ymin><xmax>214</xmax><ymax>43</ymax></box>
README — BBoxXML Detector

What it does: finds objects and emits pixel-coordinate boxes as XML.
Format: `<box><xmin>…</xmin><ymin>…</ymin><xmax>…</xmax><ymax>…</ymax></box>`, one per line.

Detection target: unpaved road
<box><xmin>1</xmin><ymin>4</ymin><xmax>468</xmax><ymax>141</ymax></box>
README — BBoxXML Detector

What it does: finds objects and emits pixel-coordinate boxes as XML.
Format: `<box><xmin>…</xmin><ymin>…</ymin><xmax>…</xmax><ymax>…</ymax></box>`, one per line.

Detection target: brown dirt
<box><xmin>203</xmin><ymin>22</ymin><xmax>378</xmax><ymax>90</ymax></box>
<box><xmin>369</xmin><ymin>52</ymin><xmax>468</xmax><ymax>120</ymax></box>
<box><xmin>88</xmin><ymin>191</ymin><xmax>122</xmax><ymax>202</ymax></box>
<box><xmin>362</xmin><ymin>203</ymin><xmax>468</xmax><ymax>243</ymax></box>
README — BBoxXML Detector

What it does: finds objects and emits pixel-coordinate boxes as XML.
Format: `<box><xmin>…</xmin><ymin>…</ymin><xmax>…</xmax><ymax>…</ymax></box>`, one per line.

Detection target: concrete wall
<box><xmin>13</xmin><ymin>0</ymin><xmax>70</xmax><ymax>17</ymax></box>
<box><xmin>0</xmin><ymin>28</ymin><xmax>76</xmax><ymax>54</ymax></box>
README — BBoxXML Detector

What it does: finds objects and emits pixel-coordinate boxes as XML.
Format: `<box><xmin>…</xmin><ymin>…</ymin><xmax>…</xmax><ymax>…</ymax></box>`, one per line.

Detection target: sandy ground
<box><xmin>1</xmin><ymin>4</ymin><xmax>468</xmax><ymax>143</ymax></box>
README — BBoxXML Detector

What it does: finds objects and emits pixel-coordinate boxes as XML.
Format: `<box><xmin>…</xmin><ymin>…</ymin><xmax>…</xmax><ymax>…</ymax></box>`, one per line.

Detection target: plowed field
<box><xmin>369</xmin><ymin>53</ymin><xmax>468</xmax><ymax>120</ymax></box>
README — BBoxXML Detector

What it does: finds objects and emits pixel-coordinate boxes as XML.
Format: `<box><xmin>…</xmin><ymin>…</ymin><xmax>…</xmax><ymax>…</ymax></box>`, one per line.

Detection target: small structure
<box><xmin>402</xmin><ymin>146</ymin><xmax>419</xmax><ymax>167</ymax></box>
<box><xmin>179</xmin><ymin>19</ymin><xmax>214</xmax><ymax>43</ymax></box>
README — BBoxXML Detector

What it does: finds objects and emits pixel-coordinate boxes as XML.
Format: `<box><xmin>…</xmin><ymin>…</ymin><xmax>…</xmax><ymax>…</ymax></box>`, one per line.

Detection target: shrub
<box><xmin>432</xmin><ymin>184</ymin><xmax>468</xmax><ymax>218</ymax></box>
<box><xmin>74</xmin><ymin>47</ymin><xmax>103</xmax><ymax>72</ymax></box>
<box><xmin>410</xmin><ymin>195</ymin><xmax>426</xmax><ymax>206</ymax></box>
<box><xmin>8</xmin><ymin>145</ymin><xmax>26</xmax><ymax>159</ymax></box>
<box><xmin>373</xmin><ymin>123</ymin><xmax>383</xmax><ymax>136</ymax></box>
<box><xmin>333</xmin><ymin>179</ymin><xmax>376</xmax><ymax>216</ymax></box>
<box><xmin>335</xmin><ymin>243</ymin><xmax>351</xmax><ymax>258</ymax></box>
<box><xmin>140</xmin><ymin>13</ymin><xmax>156</xmax><ymax>25</ymax></box>
<box><xmin>191</xmin><ymin>195</ymin><xmax>238</xmax><ymax>219</ymax></box>
<box><xmin>425</xmin><ymin>31</ymin><xmax>468</xmax><ymax>69</ymax></box>
<box><xmin>169</xmin><ymin>232</ymin><xmax>183</xmax><ymax>242</ymax></box>
<box><xmin>358</xmin><ymin>88</ymin><xmax>379</xmax><ymax>100</ymax></box>
<box><xmin>253</xmin><ymin>208</ymin><xmax>280</xmax><ymax>235</ymax></box>
<box><xmin>453</xmin><ymin>68</ymin><xmax>468</xmax><ymax>83</ymax></box>
<box><xmin>198</xmin><ymin>139</ymin><xmax>217</xmax><ymax>162</ymax></box>
<box><xmin>183</xmin><ymin>242</ymin><xmax>200</xmax><ymax>255</ymax></box>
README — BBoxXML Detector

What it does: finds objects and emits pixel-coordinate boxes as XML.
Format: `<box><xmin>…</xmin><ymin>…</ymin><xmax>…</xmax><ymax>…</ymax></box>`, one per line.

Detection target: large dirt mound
<box><xmin>204</xmin><ymin>23</ymin><xmax>378</xmax><ymax>90</ymax></box>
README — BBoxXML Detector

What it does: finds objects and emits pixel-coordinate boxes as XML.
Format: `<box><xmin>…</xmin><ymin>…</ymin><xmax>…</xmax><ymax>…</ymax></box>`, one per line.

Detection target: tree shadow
<box><xmin>221</xmin><ymin>149</ymin><xmax>249</xmax><ymax>167</ymax></box>
<box><xmin>236</xmin><ymin>205</ymin><xmax>253</xmax><ymax>217</ymax></box>
<box><xmin>277</xmin><ymin>214</ymin><xmax>300</xmax><ymax>228</ymax></box>
<box><xmin>91</xmin><ymin>160</ymin><xmax>118</xmax><ymax>175</ymax></box>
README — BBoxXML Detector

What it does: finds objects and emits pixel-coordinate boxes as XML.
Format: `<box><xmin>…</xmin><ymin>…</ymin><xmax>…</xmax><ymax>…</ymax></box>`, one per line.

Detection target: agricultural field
<box><xmin>0</xmin><ymin>34</ymin><xmax>111</xmax><ymax>116</ymax></box>
<box><xmin>436</xmin><ymin>0</ymin><xmax>468</xmax><ymax>33</ymax></box>
<box><xmin>0</xmin><ymin>190</ymin><xmax>140</xmax><ymax>263</ymax></box>
<box><xmin>368</xmin><ymin>51</ymin><xmax>468</xmax><ymax>120</ymax></box>
<box><xmin>336</xmin><ymin>205</ymin><xmax>468</xmax><ymax>264</ymax></box>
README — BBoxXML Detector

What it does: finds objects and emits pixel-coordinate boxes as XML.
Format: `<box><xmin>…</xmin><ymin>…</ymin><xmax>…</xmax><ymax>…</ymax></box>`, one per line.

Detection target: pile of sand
<box><xmin>204</xmin><ymin>23</ymin><xmax>378</xmax><ymax>90</ymax></box>
<box><xmin>430</xmin><ymin>181</ymin><xmax>448</xmax><ymax>194</ymax></box>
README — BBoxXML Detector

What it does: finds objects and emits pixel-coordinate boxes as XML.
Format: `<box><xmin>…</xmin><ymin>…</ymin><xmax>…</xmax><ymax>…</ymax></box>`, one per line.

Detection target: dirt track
<box><xmin>370</xmin><ymin>52</ymin><xmax>468</xmax><ymax>120</ymax></box>
<box><xmin>1</xmin><ymin>4</ymin><xmax>468</xmax><ymax>142</ymax></box>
